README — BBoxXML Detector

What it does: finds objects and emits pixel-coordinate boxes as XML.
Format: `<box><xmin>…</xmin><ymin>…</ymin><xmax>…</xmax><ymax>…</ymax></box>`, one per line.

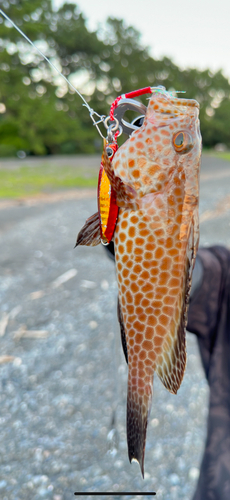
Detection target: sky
<box><xmin>53</xmin><ymin>0</ymin><xmax>230</xmax><ymax>80</ymax></box>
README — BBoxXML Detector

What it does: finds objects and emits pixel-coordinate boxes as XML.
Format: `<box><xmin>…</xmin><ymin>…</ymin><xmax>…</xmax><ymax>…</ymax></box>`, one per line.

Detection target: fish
<box><xmin>76</xmin><ymin>89</ymin><xmax>202</xmax><ymax>476</ymax></box>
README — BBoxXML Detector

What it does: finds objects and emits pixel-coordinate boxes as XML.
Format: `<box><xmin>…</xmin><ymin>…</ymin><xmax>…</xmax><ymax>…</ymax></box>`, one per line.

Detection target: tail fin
<box><xmin>127</xmin><ymin>373</ymin><xmax>153</xmax><ymax>477</ymax></box>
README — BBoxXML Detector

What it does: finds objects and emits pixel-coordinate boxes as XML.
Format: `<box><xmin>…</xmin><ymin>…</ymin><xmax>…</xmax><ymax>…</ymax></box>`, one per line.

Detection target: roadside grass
<box><xmin>202</xmin><ymin>148</ymin><xmax>230</xmax><ymax>161</ymax></box>
<box><xmin>0</xmin><ymin>150</ymin><xmax>230</xmax><ymax>199</ymax></box>
<box><xmin>214</xmin><ymin>152</ymin><xmax>230</xmax><ymax>162</ymax></box>
<box><xmin>0</xmin><ymin>164</ymin><xmax>98</xmax><ymax>198</ymax></box>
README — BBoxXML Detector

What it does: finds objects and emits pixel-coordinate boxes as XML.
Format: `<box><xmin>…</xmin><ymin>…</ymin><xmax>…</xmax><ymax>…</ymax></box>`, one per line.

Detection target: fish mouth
<box><xmin>145</xmin><ymin>92</ymin><xmax>199</xmax><ymax>126</ymax></box>
<box><xmin>151</xmin><ymin>89</ymin><xmax>200</xmax><ymax>110</ymax></box>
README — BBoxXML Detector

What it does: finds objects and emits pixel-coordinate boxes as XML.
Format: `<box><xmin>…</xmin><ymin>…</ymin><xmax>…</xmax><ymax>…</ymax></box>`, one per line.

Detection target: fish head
<box><xmin>112</xmin><ymin>90</ymin><xmax>202</xmax><ymax>202</ymax></box>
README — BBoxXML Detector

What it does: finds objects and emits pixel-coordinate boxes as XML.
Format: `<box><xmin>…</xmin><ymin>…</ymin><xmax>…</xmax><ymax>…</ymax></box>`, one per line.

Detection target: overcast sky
<box><xmin>53</xmin><ymin>0</ymin><xmax>230</xmax><ymax>80</ymax></box>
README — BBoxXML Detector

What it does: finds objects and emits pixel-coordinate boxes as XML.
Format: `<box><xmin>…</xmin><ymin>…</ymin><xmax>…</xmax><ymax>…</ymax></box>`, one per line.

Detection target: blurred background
<box><xmin>0</xmin><ymin>1</ymin><xmax>230</xmax><ymax>499</ymax></box>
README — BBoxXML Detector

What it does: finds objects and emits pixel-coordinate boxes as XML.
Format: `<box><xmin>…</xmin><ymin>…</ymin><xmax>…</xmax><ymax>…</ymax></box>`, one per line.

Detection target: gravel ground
<box><xmin>0</xmin><ymin>155</ymin><xmax>229</xmax><ymax>500</ymax></box>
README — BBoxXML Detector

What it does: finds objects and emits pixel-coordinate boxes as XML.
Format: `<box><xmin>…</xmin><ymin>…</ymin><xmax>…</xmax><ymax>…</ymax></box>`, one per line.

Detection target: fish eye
<box><xmin>173</xmin><ymin>131</ymin><xmax>193</xmax><ymax>154</ymax></box>
<box><xmin>106</xmin><ymin>146</ymin><xmax>114</xmax><ymax>158</ymax></box>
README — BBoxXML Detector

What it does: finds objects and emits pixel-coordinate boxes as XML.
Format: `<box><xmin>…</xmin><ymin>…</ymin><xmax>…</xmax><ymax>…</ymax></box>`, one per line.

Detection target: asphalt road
<box><xmin>0</xmin><ymin>154</ymin><xmax>229</xmax><ymax>500</ymax></box>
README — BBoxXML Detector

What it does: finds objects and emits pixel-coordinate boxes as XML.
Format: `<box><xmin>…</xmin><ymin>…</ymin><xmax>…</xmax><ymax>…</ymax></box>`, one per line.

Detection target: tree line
<box><xmin>0</xmin><ymin>0</ymin><xmax>230</xmax><ymax>156</ymax></box>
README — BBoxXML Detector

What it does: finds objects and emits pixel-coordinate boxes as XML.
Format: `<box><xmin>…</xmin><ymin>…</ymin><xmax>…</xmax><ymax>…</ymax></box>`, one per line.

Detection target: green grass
<box><xmin>202</xmin><ymin>149</ymin><xmax>230</xmax><ymax>161</ymax></box>
<box><xmin>0</xmin><ymin>164</ymin><xmax>98</xmax><ymax>198</ymax></box>
<box><xmin>1</xmin><ymin>150</ymin><xmax>230</xmax><ymax>199</ymax></box>
<box><xmin>213</xmin><ymin>152</ymin><xmax>230</xmax><ymax>162</ymax></box>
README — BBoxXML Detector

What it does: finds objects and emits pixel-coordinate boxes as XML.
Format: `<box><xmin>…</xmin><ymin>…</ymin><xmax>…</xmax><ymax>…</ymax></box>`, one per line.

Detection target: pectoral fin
<box><xmin>75</xmin><ymin>212</ymin><xmax>101</xmax><ymax>247</ymax></box>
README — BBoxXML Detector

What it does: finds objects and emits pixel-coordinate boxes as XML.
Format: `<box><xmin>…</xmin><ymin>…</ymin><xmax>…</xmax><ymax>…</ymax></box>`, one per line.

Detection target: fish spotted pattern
<box><xmin>76</xmin><ymin>89</ymin><xmax>202</xmax><ymax>476</ymax></box>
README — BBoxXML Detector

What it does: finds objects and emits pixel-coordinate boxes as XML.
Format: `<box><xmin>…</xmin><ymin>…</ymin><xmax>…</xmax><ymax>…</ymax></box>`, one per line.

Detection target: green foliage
<box><xmin>1</xmin><ymin>1</ymin><xmax>230</xmax><ymax>156</ymax></box>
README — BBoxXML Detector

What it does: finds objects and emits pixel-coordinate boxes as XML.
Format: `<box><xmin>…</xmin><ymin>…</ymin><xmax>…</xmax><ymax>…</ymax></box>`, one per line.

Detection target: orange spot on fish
<box><xmin>155</xmin><ymin>324</ymin><xmax>165</xmax><ymax>336</ymax></box>
<box><xmin>154</xmin><ymin>335</ymin><xmax>164</xmax><ymax>347</ymax></box>
<box><xmin>119</xmin><ymin>232</ymin><xmax>126</xmax><ymax>242</ymax></box>
<box><xmin>143</xmin><ymin>260</ymin><xmax>152</xmax><ymax>269</ymax></box>
<box><xmin>134</xmin><ymin>247</ymin><xmax>143</xmax><ymax>256</ymax></box>
<box><xmin>168</xmin><ymin>248</ymin><xmax>178</xmax><ymax>256</ymax></box>
<box><xmin>147</xmin><ymin>316</ymin><xmax>157</xmax><ymax>327</ymax></box>
<box><xmin>159</xmin><ymin>314</ymin><xmax>170</xmax><ymax>326</ymax></box>
<box><xmin>160</xmin><ymin>256</ymin><xmax>171</xmax><ymax>270</ymax></box>
<box><xmin>130</xmin><ymin>283</ymin><xmax>139</xmax><ymax>293</ymax></box>
<box><xmin>161</xmin><ymin>129</ymin><xmax>170</xmax><ymax>136</ymax></box>
<box><xmin>148</xmin><ymin>350</ymin><xmax>156</xmax><ymax>362</ymax></box>
<box><xmin>118</xmin><ymin>244</ymin><xmax>125</xmax><ymax>254</ymax></box>
<box><xmin>126</xmin><ymin>290</ymin><xmax>132</xmax><ymax>303</ymax></box>
<box><xmin>140</xmin><ymin>229</ymin><xmax>150</xmax><ymax>237</ymax></box>
<box><xmin>163</xmin><ymin>305</ymin><xmax>174</xmax><ymax>316</ymax></box>
<box><xmin>126</xmin><ymin>240</ymin><xmax>133</xmax><ymax>253</ymax></box>
<box><xmin>140</xmin><ymin>270</ymin><xmax>150</xmax><ymax>280</ymax></box>
<box><xmin>122</xmin><ymin>268</ymin><xmax>129</xmax><ymax>278</ymax></box>
<box><xmin>131</xmin><ymin>215</ymin><xmax>138</xmax><ymax>224</ymax></box>
<box><xmin>148</xmin><ymin>164</ymin><xmax>160</xmax><ymax>176</ymax></box>
<box><xmin>132</xmin><ymin>169</ymin><xmax>140</xmax><ymax>179</ymax></box>
<box><xmin>142</xmin><ymin>340</ymin><xmax>153</xmax><ymax>351</ymax></box>
<box><xmin>133</xmin><ymin>264</ymin><xmax>142</xmax><ymax>274</ymax></box>
<box><xmin>139</xmin><ymin>350</ymin><xmax>147</xmax><ymax>361</ymax></box>
<box><xmin>134</xmin><ymin>292</ymin><xmax>143</xmax><ymax>305</ymax></box>
<box><xmin>142</xmin><ymin>298</ymin><xmax>150</xmax><ymax>308</ymax></box>
<box><xmin>134</xmin><ymin>344</ymin><xmax>141</xmax><ymax>353</ymax></box>
<box><xmin>121</xmin><ymin>220</ymin><xmax>128</xmax><ymax>229</ymax></box>
<box><xmin>128</xmin><ymin>159</ymin><xmax>135</xmax><ymax>168</ymax></box>
<box><xmin>128</xmin><ymin>226</ymin><xmax>136</xmax><ymax>238</ymax></box>
<box><xmin>155</xmin><ymin>247</ymin><xmax>164</xmax><ymax>259</ymax></box>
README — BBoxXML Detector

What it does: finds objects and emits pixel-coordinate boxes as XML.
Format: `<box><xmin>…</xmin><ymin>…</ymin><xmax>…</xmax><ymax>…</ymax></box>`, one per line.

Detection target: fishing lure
<box><xmin>76</xmin><ymin>87</ymin><xmax>202</xmax><ymax>475</ymax></box>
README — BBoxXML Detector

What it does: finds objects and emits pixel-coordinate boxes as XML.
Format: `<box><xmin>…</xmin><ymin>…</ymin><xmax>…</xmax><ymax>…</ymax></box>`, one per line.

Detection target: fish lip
<box><xmin>145</xmin><ymin>94</ymin><xmax>200</xmax><ymax>128</ymax></box>
<box><xmin>150</xmin><ymin>92</ymin><xmax>200</xmax><ymax>110</ymax></box>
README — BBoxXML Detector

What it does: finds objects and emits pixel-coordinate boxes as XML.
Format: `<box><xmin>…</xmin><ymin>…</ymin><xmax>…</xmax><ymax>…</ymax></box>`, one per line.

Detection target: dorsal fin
<box><xmin>75</xmin><ymin>212</ymin><xmax>101</xmax><ymax>247</ymax></box>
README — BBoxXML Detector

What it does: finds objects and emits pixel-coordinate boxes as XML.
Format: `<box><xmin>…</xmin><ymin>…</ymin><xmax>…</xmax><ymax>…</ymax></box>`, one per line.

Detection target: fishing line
<box><xmin>0</xmin><ymin>8</ymin><xmax>106</xmax><ymax>139</ymax></box>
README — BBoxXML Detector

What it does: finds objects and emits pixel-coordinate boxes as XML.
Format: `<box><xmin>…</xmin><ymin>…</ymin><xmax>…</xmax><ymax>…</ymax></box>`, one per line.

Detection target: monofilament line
<box><xmin>0</xmin><ymin>8</ymin><xmax>106</xmax><ymax>139</ymax></box>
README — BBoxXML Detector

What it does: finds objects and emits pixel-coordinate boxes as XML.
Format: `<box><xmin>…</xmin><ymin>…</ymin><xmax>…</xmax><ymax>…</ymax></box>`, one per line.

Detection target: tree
<box><xmin>1</xmin><ymin>1</ymin><xmax>230</xmax><ymax>155</ymax></box>
<box><xmin>0</xmin><ymin>0</ymin><xmax>102</xmax><ymax>155</ymax></box>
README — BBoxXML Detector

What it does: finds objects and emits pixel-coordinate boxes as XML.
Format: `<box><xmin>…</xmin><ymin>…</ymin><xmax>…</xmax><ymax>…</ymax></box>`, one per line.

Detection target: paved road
<box><xmin>0</xmin><ymin>154</ymin><xmax>229</xmax><ymax>500</ymax></box>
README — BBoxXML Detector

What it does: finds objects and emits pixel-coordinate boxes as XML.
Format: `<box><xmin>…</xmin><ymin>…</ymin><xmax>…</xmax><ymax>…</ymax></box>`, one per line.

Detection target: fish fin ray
<box><xmin>117</xmin><ymin>298</ymin><xmax>128</xmax><ymax>364</ymax></box>
<box><xmin>75</xmin><ymin>212</ymin><xmax>101</xmax><ymax>247</ymax></box>
<box><xmin>127</xmin><ymin>374</ymin><xmax>153</xmax><ymax>478</ymax></box>
<box><xmin>155</xmin><ymin>221</ymin><xmax>197</xmax><ymax>393</ymax></box>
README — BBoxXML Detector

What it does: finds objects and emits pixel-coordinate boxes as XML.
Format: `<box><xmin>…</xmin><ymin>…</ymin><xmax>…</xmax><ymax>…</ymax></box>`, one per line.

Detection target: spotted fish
<box><xmin>76</xmin><ymin>90</ymin><xmax>202</xmax><ymax>476</ymax></box>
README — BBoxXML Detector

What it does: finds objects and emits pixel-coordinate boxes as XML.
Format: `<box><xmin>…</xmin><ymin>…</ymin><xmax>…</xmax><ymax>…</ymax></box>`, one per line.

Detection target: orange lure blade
<box><xmin>97</xmin><ymin>141</ymin><xmax>119</xmax><ymax>245</ymax></box>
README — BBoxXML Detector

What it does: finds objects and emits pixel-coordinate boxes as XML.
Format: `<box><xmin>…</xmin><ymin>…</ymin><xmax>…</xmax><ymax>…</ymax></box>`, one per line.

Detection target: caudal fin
<box><xmin>127</xmin><ymin>374</ymin><xmax>153</xmax><ymax>477</ymax></box>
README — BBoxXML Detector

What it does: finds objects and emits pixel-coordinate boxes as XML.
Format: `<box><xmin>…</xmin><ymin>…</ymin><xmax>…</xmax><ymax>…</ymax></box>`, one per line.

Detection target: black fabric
<box><xmin>187</xmin><ymin>246</ymin><xmax>230</xmax><ymax>500</ymax></box>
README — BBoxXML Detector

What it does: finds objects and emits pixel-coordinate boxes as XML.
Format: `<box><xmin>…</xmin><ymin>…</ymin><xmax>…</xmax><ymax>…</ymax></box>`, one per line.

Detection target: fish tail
<box><xmin>127</xmin><ymin>372</ymin><xmax>153</xmax><ymax>477</ymax></box>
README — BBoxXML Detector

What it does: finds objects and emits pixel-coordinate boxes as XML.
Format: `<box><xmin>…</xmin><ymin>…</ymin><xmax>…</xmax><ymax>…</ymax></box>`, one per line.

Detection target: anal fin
<box><xmin>117</xmin><ymin>298</ymin><xmax>128</xmax><ymax>364</ymax></box>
